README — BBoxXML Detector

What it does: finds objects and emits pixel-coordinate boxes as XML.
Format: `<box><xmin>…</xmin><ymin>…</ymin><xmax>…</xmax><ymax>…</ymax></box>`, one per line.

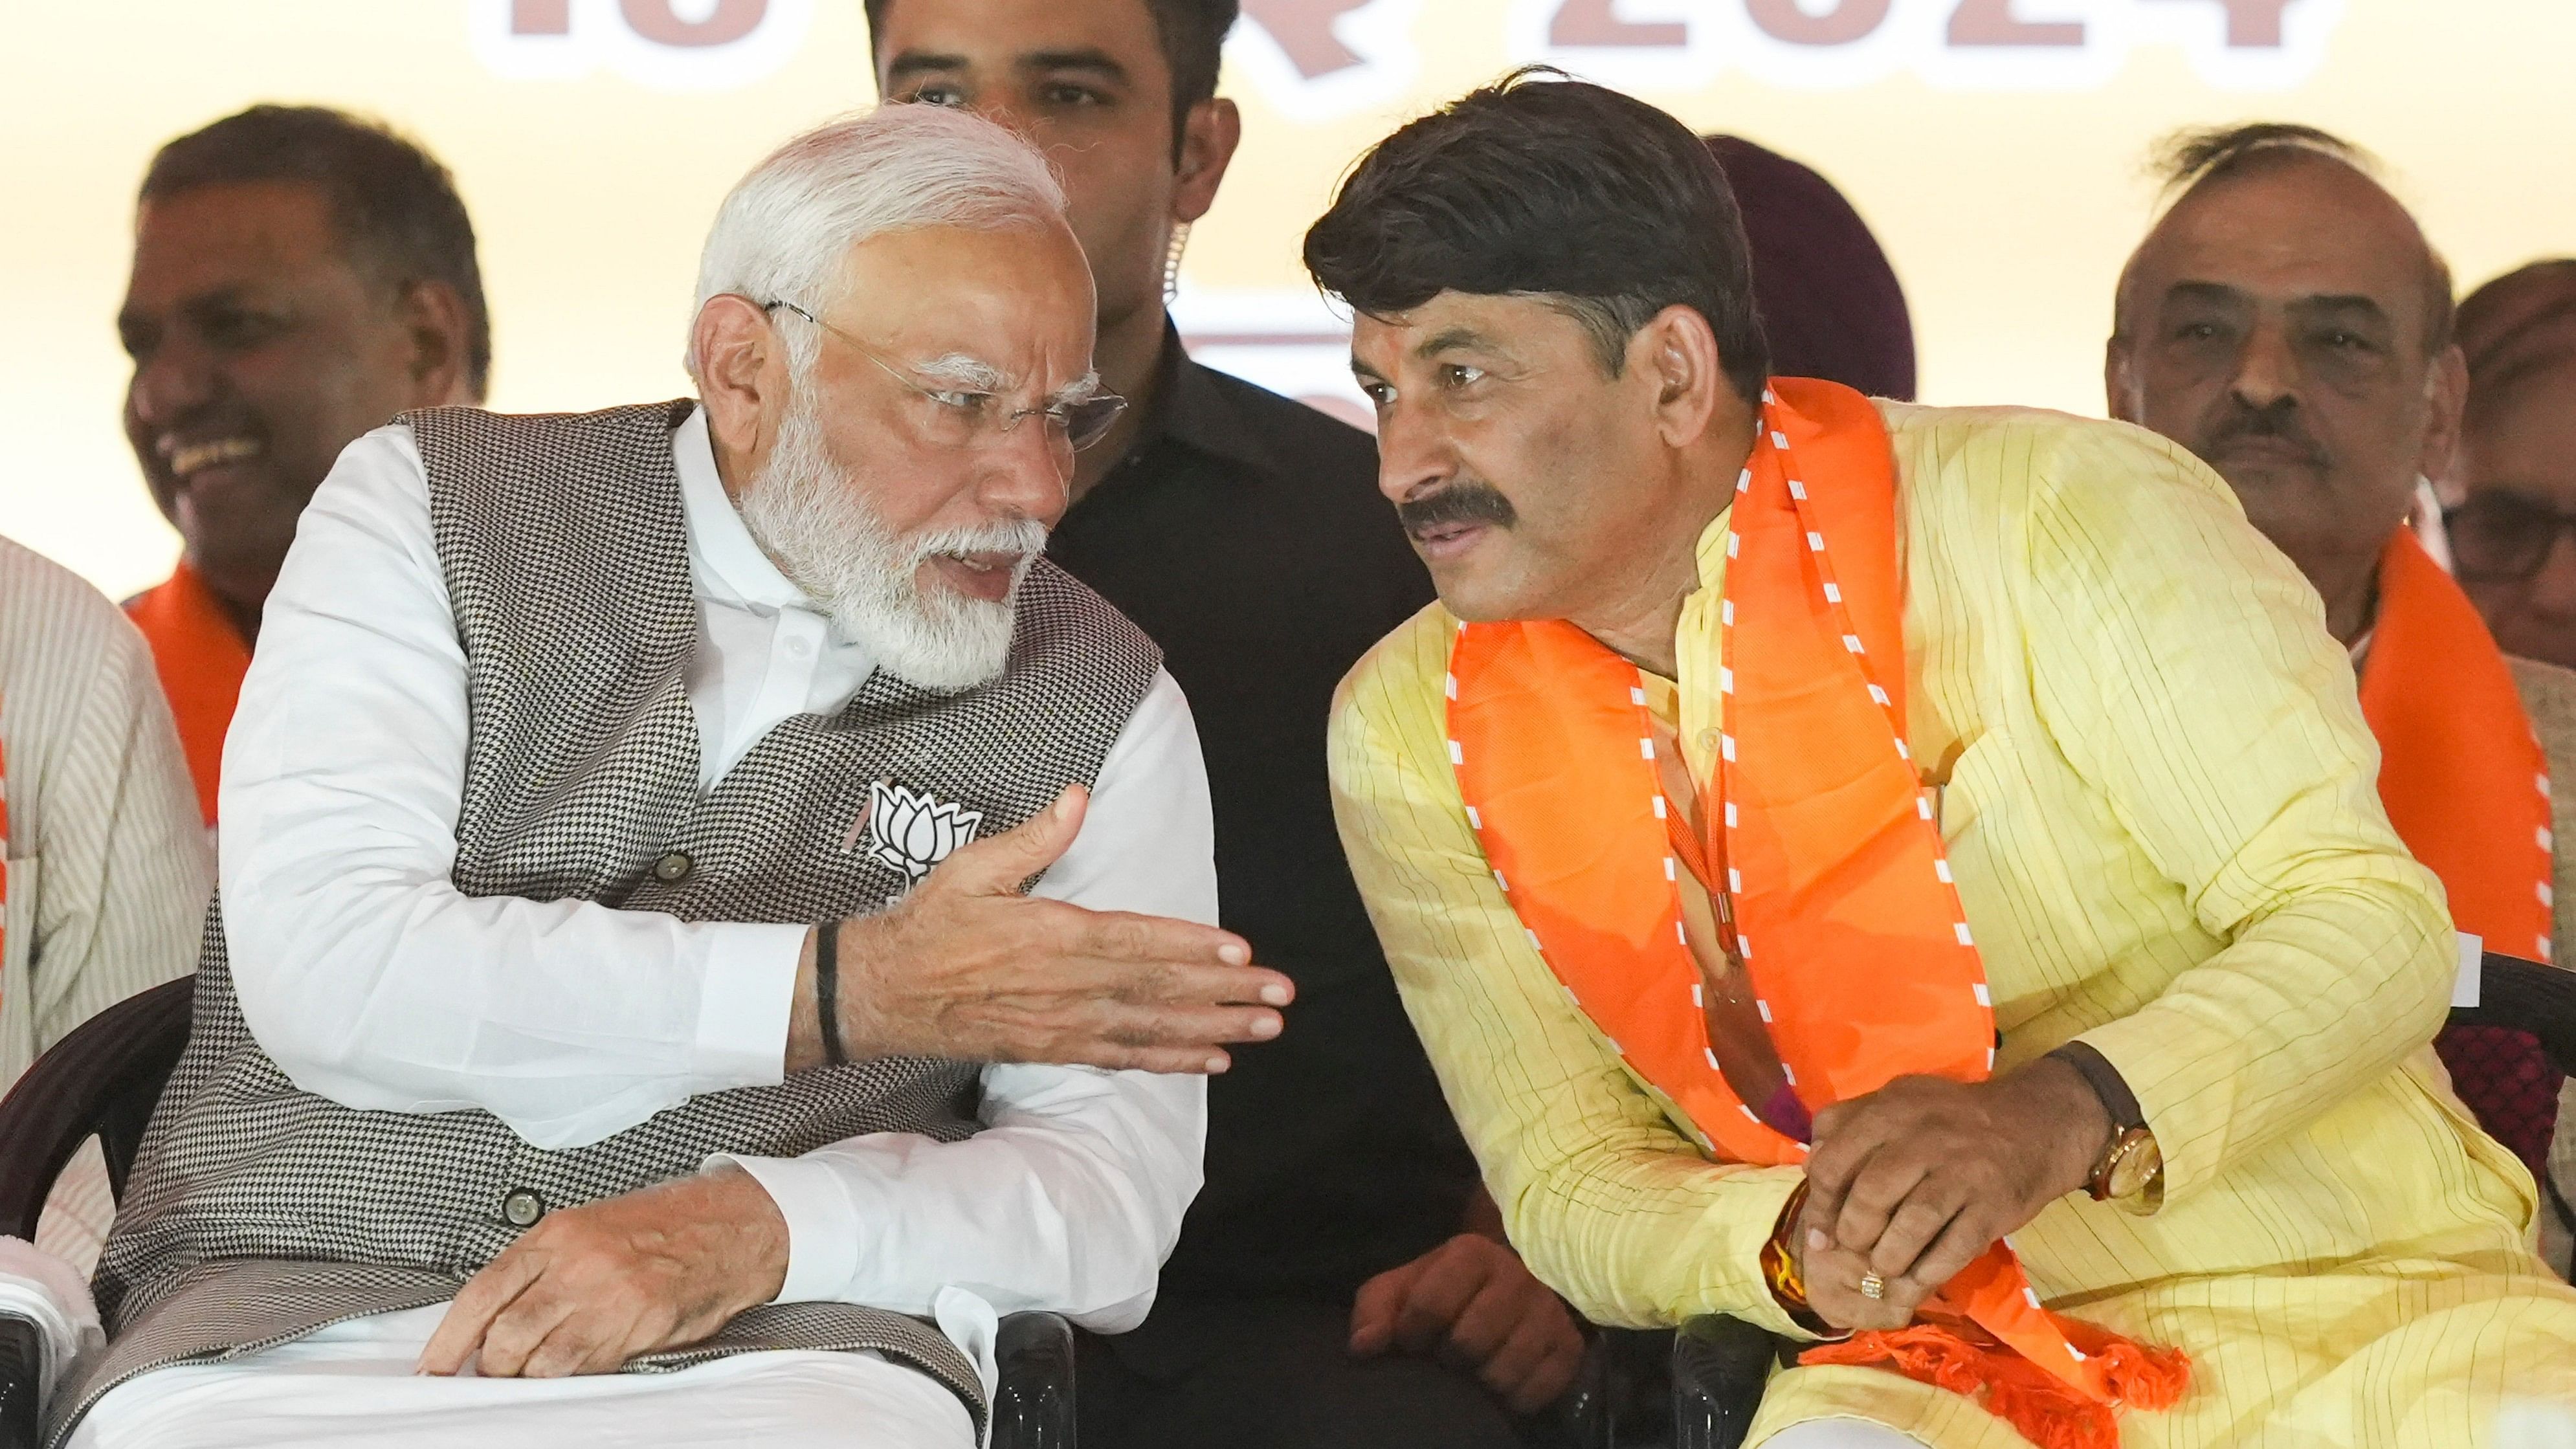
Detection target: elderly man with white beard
<box><xmin>45</xmin><ymin>104</ymin><xmax>1294</xmax><ymax>1449</ymax></box>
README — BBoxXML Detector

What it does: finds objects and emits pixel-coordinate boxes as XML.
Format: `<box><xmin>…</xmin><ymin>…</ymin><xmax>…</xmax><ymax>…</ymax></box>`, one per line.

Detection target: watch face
<box><xmin>2105</xmin><ymin>1129</ymin><xmax>2163</xmax><ymax>1200</ymax></box>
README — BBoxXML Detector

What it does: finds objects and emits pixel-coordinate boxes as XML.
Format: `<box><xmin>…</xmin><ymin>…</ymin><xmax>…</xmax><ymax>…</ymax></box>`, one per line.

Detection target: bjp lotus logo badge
<box><xmin>862</xmin><ymin>781</ymin><xmax>984</xmax><ymax>884</ymax></box>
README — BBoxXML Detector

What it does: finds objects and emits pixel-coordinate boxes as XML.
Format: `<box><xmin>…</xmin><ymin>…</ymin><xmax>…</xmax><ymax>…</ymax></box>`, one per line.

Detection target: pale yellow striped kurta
<box><xmin>1328</xmin><ymin>403</ymin><xmax>2576</xmax><ymax>1447</ymax></box>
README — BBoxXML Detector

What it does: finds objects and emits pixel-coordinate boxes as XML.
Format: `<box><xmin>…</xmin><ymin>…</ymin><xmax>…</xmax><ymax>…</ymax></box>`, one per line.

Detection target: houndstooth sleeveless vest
<box><xmin>50</xmin><ymin>400</ymin><xmax>1162</xmax><ymax>1445</ymax></box>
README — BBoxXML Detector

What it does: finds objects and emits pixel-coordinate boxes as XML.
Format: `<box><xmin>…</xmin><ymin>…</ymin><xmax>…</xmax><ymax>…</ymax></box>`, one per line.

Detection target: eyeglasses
<box><xmin>2444</xmin><ymin>492</ymin><xmax>2576</xmax><ymax>584</ymax></box>
<box><xmin>761</xmin><ymin>300</ymin><xmax>1127</xmax><ymax>452</ymax></box>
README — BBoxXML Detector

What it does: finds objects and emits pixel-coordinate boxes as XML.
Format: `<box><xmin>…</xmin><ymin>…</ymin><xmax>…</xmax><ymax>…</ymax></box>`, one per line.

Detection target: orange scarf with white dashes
<box><xmin>1447</xmin><ymin>378</ymin><xmax>2186</xmax><ymax>1449</ymax></box>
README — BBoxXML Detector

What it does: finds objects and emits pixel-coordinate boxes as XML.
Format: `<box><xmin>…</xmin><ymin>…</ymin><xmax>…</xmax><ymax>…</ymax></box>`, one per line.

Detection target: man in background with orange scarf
<box><xmin>2110</xmin><ymin>124</ymin><xmax>2576</xmax><ymax>1277</ymax></box>
<box><xmin>1318</xmin><ymin>72</ymin><xmax>2576</xmax><ymax>1449</ymax></box>
<box><xmin>117</xmin><ymin>105</ymin><xmax>489</xmax><ymax>822</ymax></box>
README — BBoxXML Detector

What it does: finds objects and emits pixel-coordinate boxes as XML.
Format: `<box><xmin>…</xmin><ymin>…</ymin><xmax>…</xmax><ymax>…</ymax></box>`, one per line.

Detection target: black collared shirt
<box><xmin>1049</xmin><ymin>339</ymin><xmax>1478</xmax><ymax>1305</ymax></box>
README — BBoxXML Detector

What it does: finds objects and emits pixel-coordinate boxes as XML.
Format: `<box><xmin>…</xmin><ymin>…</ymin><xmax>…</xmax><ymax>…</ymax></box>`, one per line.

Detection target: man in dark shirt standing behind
<box><xmin>863</xmin><ymin>3</ymin><xmax>1584</xmax><ymax>1445</ymax></box>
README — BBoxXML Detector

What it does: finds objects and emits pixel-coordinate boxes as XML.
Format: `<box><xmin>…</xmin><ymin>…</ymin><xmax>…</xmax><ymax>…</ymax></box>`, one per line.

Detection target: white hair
<box><xmin>689</xmin><ymin>104</ymin><xmax>1067</xmax><ymax>377</ymax></box>
<box><xmin>689</xmin><ymin>105</ymin><xmax>1068</xmax><ymax>692</ymax></box>
<box><xmin>738</xmin><ymin>384</ymin><xmax>1045</xmax><ymax>691</ymax></box>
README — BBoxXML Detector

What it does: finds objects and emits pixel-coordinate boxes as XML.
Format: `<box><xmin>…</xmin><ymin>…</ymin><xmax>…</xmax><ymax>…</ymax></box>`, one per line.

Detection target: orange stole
<box><xmin>125</xmin><ymin>560</ymin><xmax>249</xmax><ymax>825</ymax></box>
<box><xmin>1449</xmin><ymin>379</ymin><xmax>2183</xmax><ymax>1448</ymax></box>
<box><xmin>2358</xmin><ymin>529</ymin><xmax>2553</xmax><ymax>964</ymax></box>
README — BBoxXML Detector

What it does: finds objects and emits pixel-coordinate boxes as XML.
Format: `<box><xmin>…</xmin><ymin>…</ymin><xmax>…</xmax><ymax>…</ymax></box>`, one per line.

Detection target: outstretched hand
<box><xmin>794</xmin><ymin>785</ymin><xmax>1296</xmax><ymax>1076</ymax></box>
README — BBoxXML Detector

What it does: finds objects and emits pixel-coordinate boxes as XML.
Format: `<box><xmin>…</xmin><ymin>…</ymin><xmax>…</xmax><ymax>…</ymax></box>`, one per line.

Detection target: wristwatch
<box><xmin>2049</xmin><ymin>1041</ymin><xmax>2164</xmax><ymax>1215</ymax></box>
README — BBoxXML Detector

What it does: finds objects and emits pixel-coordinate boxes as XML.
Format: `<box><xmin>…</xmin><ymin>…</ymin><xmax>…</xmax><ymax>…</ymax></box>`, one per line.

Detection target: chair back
<box><xmin>2450</xmin><ymin>953</ymin><xmax>2576</xmax><ymax>1071</ymax></box>
<box><xmin>0</xmin><ymin>977</ymin><xmax>193</xmax><ymax>1240</ymax></box>
<box><xmin>2450</xmin><ymin>952</ymin><xmax>2576</xmax><ymax>1243</ymax></box>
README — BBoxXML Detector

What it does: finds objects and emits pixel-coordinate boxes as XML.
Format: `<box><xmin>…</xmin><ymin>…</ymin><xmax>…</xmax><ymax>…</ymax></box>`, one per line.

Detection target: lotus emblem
<box><xmin>864</xmin><ymin>781</ymin><xmax>984</xmax><ymax>884</ymax></box>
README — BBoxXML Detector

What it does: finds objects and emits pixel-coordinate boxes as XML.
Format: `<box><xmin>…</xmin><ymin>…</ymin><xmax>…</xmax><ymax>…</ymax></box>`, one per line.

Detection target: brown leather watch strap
<box><xmin>2047</xmin><ymin>1039</ymin><xmax>2145</xmax><ymax>1133</ymax></box>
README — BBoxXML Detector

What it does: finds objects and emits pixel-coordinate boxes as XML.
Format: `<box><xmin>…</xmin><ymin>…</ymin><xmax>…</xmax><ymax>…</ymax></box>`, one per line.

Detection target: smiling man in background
<box><xmin>117</xmin><ymin>104</ymin><xmax>488</xmax><ymax>821</ymax></box>
<box><xmin>862</xmin><ymin>3</ymin><xmax>1583</xmax><ymax>1446</ymax></box>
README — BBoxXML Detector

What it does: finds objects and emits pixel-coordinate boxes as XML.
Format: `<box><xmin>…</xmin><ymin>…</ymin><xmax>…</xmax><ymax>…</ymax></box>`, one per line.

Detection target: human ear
<box><xmin>692</xmin><ymin>295</ymin><xmax>788</xmax><ymax>474</ymax></box>
<box><xmin>2417</xmin><ymin>343</ymin><xmax>2468</xmax><ymax>483</ymax></box>
<box><xmin>1643</xmin><ymin>304</ymin><xmax>1722</xmax><ymax>447</ymax></box>
<box><xmin>1172</xmin><ymin>98</ymin><xmax>1241</xmax><ymax>226</ymax></box>
<box><xmin>397</xmin><ymin>280</ymin><xmax>477</xmax><ymax>406</ymax></box>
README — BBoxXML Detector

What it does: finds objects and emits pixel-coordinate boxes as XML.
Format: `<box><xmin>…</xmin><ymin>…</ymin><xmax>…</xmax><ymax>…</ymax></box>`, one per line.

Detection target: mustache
<box><xmin>906</xmin><ymin>516</ymin><xmax>1049</xmax><ymax>567</ymax></box>
<box><xmin>1396</xmin><ymin>481</ymin><xmax>1518</xmax><ymax>536</ymax></box>
<box><xmin>2201</xmin><ymin>397</ymin><xmax>2330</xmax><ymax>470</ymax></box>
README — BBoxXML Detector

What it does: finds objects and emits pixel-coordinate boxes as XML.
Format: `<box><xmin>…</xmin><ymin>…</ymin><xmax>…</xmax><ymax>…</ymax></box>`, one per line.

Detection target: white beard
<box><xmin>736</xmin><ymin>388</ymin><xmax>1045</xmax><ymax>691</ymax></box>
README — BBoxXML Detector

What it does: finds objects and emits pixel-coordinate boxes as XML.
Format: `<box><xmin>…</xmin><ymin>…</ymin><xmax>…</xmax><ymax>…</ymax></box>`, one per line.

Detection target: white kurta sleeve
<box><xmin>719</xmin><ymin>671</ymin><xmax>1214</xmax><ymax>1331</ymax></box>
<box><xmin>221</xmin><ymin>425</ymin><xmax>805</xmax><ymax>1151</ymax></box>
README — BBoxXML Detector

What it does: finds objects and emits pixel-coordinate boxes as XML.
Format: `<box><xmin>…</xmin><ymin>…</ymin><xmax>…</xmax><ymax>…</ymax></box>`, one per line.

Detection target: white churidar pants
<box><xmin>67</xmin><ymin>1304</ymin><xmax>974</xmax><ymax>1449</ymax></box>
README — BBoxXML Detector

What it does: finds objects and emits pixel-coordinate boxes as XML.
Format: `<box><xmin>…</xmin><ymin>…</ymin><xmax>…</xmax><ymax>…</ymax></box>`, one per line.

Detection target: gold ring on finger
<box><xmin>1857</xmin><ymin>1271</ymin><xmax>1887</xmax><ymax>1301</ymax></box>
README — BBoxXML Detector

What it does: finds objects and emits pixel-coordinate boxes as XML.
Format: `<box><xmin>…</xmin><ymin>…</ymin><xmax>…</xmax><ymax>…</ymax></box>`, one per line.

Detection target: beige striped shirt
<box><xmin>1</xmin><ymin>533</ymin><xmax>211</xmax><ymax>1268</ymax></box>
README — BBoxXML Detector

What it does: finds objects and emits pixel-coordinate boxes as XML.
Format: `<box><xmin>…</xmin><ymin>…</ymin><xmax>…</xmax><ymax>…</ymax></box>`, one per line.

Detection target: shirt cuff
<box><xmin>713</xmin><ymin>1152</ymin><xmax>860</xmax><ymax>1303</ymax></box>
<box><xmin>2066</xmin><ymin>1017</ymin><xmax>2188</xmax><ymax>1191</ymax></box>
<box><xmin>1716</xmin><ymin>1169</ymin><xmax>1822</xmax><ymax>1341</ymax></box>
<box><xmin>691</xmin><ymin>922</ymin><xmax>808</xmax><ymax>1092</ymax></box>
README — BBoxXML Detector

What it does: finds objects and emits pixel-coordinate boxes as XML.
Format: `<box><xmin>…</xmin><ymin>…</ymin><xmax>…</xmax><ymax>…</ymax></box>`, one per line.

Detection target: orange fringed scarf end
<box><xmin>1800</xmin><ymin>1323</ymin><xmax>2190</xmax><ymax>1449</ymax></box>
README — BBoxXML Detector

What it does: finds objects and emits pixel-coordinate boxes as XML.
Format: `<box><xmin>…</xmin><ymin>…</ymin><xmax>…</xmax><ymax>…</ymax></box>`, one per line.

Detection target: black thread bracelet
<box><xmin>817</xmin><ymin>920</ymin><xmax>849</xmax><ymax>1066</ymax></box>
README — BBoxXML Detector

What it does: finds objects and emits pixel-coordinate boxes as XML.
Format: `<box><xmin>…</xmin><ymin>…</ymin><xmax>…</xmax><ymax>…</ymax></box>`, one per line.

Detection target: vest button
<box><xmin>502</xmin><ymin>1188</ymin><xmax>546</xmax><ymax>1229</ymax></box>
<box><xmin>652</xmin><ymin>852</ymin><xmax>694</xmax><ymax>883</ymax></box>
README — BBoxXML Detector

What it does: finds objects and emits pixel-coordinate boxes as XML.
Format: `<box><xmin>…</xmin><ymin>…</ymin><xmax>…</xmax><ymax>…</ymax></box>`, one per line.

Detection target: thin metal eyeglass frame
<box><xmin>760</xmin><ymin>299</ymin><xmax>1127</xmax><ymax>451</ymax></box>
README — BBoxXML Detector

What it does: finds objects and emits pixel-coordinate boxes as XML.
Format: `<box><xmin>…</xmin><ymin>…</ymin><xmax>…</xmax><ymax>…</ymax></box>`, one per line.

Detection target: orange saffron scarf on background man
<box><xmin>1447</xmin><ymin>379</ymin><xmax>2185</xmax><ymax>1449</ymax></box>
<box><xmin>124</xmin><ymin>560</ymin><xmax>250</xmax><ymax>825</ymax></box>
<box><xmin>2360</xmin><ymin>529</ymin><xmax>2553</xmax><ymax>965</ymax></box>
<box><xmin>2359</xmin><ymin>528</ymin><xmax>2557</xmax><ymax>1173</ymax></box>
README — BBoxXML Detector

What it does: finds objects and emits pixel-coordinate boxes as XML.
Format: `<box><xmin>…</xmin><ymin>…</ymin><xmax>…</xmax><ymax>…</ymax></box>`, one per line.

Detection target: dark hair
<box><xmin>863</xmin><ymin>0</ymin><xmax>1238</xmax><ymax>152</ymax></box>
<box><xmin>2146</xmin><ymin>121</ymin><xmax>2452</xmax><ymax>357</ymax></box>
<box><xmin>1304</xmin><ymin>69</ymin><xmax>1769</xmax><ymax>403</ymax></box>
<box><xmin>1705</xmin><ymin>134</ymin><xmax>1913</xmax><ymax>401</ymax></box>
<box><xmin>142</xmin><ymin>105</ymin><xmax>491</xmax><ymax>398</ymax></box>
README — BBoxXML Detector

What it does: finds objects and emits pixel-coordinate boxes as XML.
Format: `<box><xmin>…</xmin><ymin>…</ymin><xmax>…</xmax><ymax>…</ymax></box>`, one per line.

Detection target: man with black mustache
<box><xmin>1397</xmin><ymin>482</ymin><xmax>1516</xmax><ymax>542</ymax></box>
<box><xmin>117</xmin><ymin>105</ymin><xmax>489</xmax><ymax>823</ymax></box>
<box><xmin>862</xmin><ymin>4</ymin><xmax>1583</xmax><ymax>1443</ymax></box>
<box><xmin>2109</xmin><ymin>122</ymin><xmax>2576</xmax><ymax>1276</ymax></box>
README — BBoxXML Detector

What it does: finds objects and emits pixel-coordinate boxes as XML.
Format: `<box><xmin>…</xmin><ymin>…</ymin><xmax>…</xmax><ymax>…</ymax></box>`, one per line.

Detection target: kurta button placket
<box><xmin>652</xmin><ymin>851</ymin><xmax>694</xmax><ymax>883</ymax></box>
<box><xmin>502</xmin><ymin>1188</ymin><xmax>546</xmax><ymax>1228</ymax></box>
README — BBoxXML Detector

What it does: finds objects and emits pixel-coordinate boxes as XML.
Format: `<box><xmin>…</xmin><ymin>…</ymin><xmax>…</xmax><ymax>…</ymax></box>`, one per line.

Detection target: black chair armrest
<box><xmin>2450</xmin><ymin>953</ymin><xmax>2576</xmax><ymax>1075</ymax></box>
<box><xmin>0</xmin><ymin>1314</ymin><xmax>40</xmax><ymax>1449</ymax></box>
<box><xmin>991</xmin><ymin>1311</ymin><xmax>1074</xmax><ymax>1449</ymax></box>
<box><xmin>1671</xmin><ymin>1314</ymin><xmax>1781</xmax><ymax>1449</ymax></box>
<box><xmin>2456</xmin><ymin>953</ymin><xmax>2576</xmax><ymax>1256</ymax></box>
<box><xmin>0</xmin><ymin>977</ymin><xmax>193</xmax><ymax>1241</ymax></box>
